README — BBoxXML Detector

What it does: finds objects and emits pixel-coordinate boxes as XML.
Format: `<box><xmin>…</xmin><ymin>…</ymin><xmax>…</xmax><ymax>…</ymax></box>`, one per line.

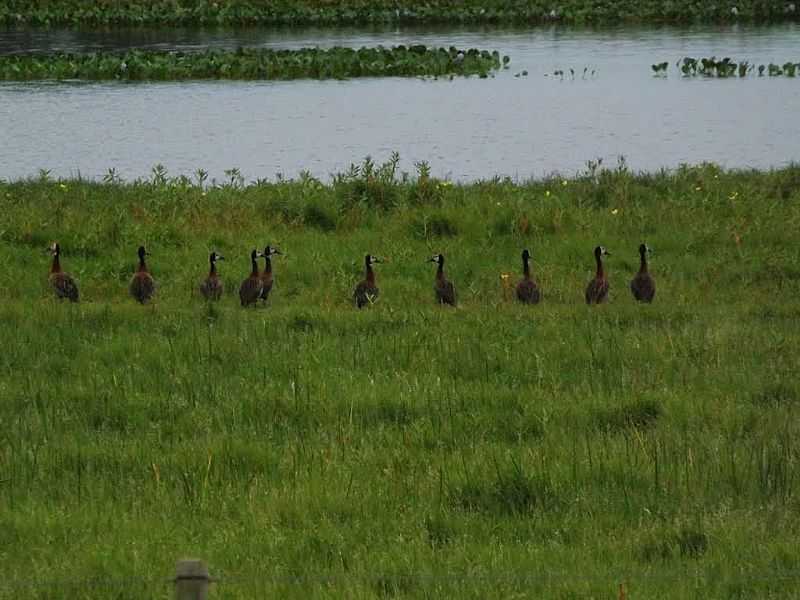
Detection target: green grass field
<box><xmin>1</xmin><ymin>160</ymin><xmax>799</xmax><ymax>598</ymax></box>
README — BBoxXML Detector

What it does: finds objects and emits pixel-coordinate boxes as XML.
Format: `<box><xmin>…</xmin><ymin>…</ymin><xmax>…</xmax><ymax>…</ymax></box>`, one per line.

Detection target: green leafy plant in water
<box><xmin>0</xmin><ymin>46</ymin><xmax>503</xmax><ymax>82</ymax></box>
<box><xmin>663</xmin><ymin>56</ymin><xmax>800</xmax><ymax>78</ymax></box>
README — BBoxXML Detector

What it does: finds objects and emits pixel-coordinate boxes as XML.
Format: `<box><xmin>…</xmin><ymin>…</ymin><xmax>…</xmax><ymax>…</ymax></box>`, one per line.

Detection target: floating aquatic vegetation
<box><xmin>0</xmin><ymin>46</ymin><xmax>505</xmax><ymax>81</ymax></box>
<box><xmin>652</xmin><ymin>56</ymin><xmax>800</xmax><ymax>77</ymax></box>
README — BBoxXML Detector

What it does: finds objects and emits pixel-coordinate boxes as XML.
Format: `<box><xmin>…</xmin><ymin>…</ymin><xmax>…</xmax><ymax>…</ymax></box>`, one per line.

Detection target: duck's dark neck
<box><xmin>250</xmin><ymin>256</ymin><xmax>259</xmax><ymax>277</ymax></box>
<box><xmin>522</xmin><ymin>255</ymin><xmax>530</xmax><ymax>279</ymax></box>
<box><xmin>595</xmin><ymin>253</ymin><xmax>605</xmax><ymax>279</ymax></box>
<box><xmin>264</xmin><ymin>256</ymin><xmax>272</xmax><ymax>275</ymax></box>
<box><xmin>137</xmin><ymin>256</ymin><xmax>148</xmax><ymax>273</ymax></box>
<box><xmin>639</xmin><ymin>250</ymin><xmax>648</xmax><ymax>274</ymax></box>
<box><xmin>366</xmin><ymin>263</ymin><xmax>375</xmax><ymax>284</ymax></box>
<box><xmin>209</xmin><ymin>259</ymin><xmax>217</xmax><ymax>276</ymax></box>
<box><xmin>50</xmin><ymin>252</ymin><xmax>61</xmax><ymax>274</ymax></box>
<box><xmin>436</xmin><ymin>262</ymin><xmax>445</xmax><ymax>281</ymax></box>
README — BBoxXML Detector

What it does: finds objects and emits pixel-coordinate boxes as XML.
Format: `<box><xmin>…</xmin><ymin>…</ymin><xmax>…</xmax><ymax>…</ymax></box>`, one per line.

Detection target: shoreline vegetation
<box><xmin>0</xmin><ymin>46</ymin><xmax>505</xmax><ymax>80</ymax></box>
<box><xmin>1</xmin><ymin>159</ymin><xmax>800</xmax><ymax>598</ymax></box>
<box><xmin>1</xmin><ymin>157</ymin><xmax>798</xmax><ymax>300</ymax></box>
<box><xmin>1</xmin><ymin>0</ymin><xmax>799</xmax><ymax>27</ymax></box>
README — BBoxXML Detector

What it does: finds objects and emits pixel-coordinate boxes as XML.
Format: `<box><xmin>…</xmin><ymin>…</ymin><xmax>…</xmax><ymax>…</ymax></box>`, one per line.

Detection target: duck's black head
<box><xmin>48</xmin><ymin>242</ymin><xmax>60</xmax><ymax>256</ymax></box>
<box><xmin>638</xmin><ymin>243</ymin><xmax>651</xmax><ymax>256</ymax></box>
<box><xmin>264</xmin><ymin>246</ymin><xmax>282</xmax><ymax>258</ymax></box>
<box><xmin>365</xmin><ymin>254</ymin><xmax>382</xmax><ymax>266</ymax></box>
<box><xmin>522</xmin><ymin>249</ymin><xmax>531</xmax><ymax>261</ymax></box>
<box><xmin>137</xmin><ymin>245</ymin><xmax>148</xmax><ymax>260</ymax></box>
<box><xmin>210</xmin><ymin>251</ymin><xmax>224</xmax><ymax>263</ymax></box>
<box><xmin>594</xmin><ymin>246</ymin><xmax>610</xmax><ymax>259</ymax></box>
<box><xmin>429</xmin><ymin>253</ymin><xmax>445</xmax><ymax>266</ymax></box>
<box><xmin>250</xmin><ymin>249</ymin><xmax>262</xmax><ymax>261</ymax></box>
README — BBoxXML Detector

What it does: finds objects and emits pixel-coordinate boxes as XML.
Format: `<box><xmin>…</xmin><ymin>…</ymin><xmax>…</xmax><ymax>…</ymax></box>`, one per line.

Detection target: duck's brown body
<box><xmin>259</xmin><ymin>246</ymin><xmax>281</xmax><ymax>302</ymax></box>
<box><xmin>130</xmin><ymin>246</ymin><xmax>155</xmax><ymax>304</ymax></box>
<box><xmin>200</xmin><ymin>252</ymin><xmax>224</xmax><ymax>301</ymax></box>
<box><xmin>431</xmin><ymin>254</ymin><xmax>456</xmax><ymax>306</ymax></box>
<box><xmin>516</xmin><ymin>249</ymin><xmax>540</xmax><ymax>304</ymax></box>
<box><xmin>239</xmin><ymin>250</ymin><xmax>263</xmax><ymax>307</ymax></box>
<box><xmin>354</xmin><ymin>254</ymin><xmax>380</xmax><ymax>308</ymax></box>
<box><xmin>630</xmin><ymin>244</ymin><xmax>655</xmax><ymax>303</ymax></box>
<box><xmin>585</xmin><ymin>246</ymin><xmax>609</xmax><ymax>305</ymax></box>
<box><xmin>48</xmin><ymin>243</ymin><xmax>79</xmax><ymax>302</ymax></box>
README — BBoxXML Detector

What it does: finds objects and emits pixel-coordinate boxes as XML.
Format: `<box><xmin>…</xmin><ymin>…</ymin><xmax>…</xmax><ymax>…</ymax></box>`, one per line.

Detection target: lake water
<box><xmin>1</xmin><ymin>24</ymin><xmax>798</xmax><ymax>182</ymax></box>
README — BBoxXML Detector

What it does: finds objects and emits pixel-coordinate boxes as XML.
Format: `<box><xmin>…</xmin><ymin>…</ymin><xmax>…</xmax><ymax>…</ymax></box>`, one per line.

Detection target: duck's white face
<box><xmin>49</xmin><ymin>242</ymin><xmax>58</xmax><ymax>255</ymax></box>
<box><xmin>265</xmin><ymin>246</ymin><xmax>282</xmax><ymax>257</ymax></box>
<box><xmin>368</xmin><ymin>255</ymin><xmax>382</xmax><ymax>265</ymax></box>
<box><xmin>430</xmin><ymin>254</ymin><xmax>443</xmax><ymax>264</ymax></box>
<box><xmin>599</xmin><ymin>246</ymin><xmax>609</xmax><ymax>256</ymax></box>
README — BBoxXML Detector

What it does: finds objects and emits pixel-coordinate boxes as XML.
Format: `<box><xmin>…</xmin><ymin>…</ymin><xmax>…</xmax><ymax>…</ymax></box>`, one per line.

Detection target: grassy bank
<box><xmin>1</xmin><ymin>0</ymin><xmax>798</xmax><ymax>27</ymax></box>
<box><xmin>0</xmin><ymin>46</ymin><xmax>504</xmax><ymax>81</ymax></box>
<box><xmin>1</xmin><ymin>160</ymin><xmax>800</xmax><ymax>598</ymax></box>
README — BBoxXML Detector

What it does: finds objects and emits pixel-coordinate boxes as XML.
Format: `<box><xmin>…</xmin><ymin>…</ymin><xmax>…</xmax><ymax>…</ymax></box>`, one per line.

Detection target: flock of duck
<box><xmin>46</xmin><ymin>241</ymin><xmax>656</xmax><ymax>307</ymax></box>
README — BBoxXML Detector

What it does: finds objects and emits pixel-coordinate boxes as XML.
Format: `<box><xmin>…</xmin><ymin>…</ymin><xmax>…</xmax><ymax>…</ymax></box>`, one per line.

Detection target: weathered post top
<box><xmin>175</xmin><ymin>559</ymin><xmax>210</xmax><ymax>600</ymax></box>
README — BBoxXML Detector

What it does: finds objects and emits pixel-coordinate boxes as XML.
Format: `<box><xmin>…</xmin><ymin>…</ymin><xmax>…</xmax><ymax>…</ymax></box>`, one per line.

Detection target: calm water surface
<box><xmin>1</xmin><ymin>25</ymin><xmax>798</xmax><ymax>181</ymax></box>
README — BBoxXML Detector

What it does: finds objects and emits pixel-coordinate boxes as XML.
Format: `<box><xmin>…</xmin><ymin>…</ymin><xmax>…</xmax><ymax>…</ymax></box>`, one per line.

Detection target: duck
<box><xmin>516</xmin><ymin>249</ymin><xmax>540</xmax><ymax>304</ymax></box>
<box><xmin>129</xmin><ymin>245</ymin><xmax>156</xmax><ymax>304</ymax></box>
<box><xmin>47</xmin><ymin>242</ymin><xmax>79</xmax><ymax>302</ymax></box>
<box><xmin>354</xmin><ymin>254</ymin><xmax>381</xmax><ymax>308</ymax></box>
<box><xmin>430</xmin><ymin>254</ymin><xmax>456</xmax><ymax>306</ymax></box>
<box><xmin>585</xmin><ymin>246</ymin><xmax>610</xmax><ymax>304</ymax></box>
<box><xmin>199</xmin><ymin>251</ymin><xmax>224</xmax><ymax>301</ymax></box>
<box><xmin>239</xmin><ymin>249</ymin><xmax>264</xmax><ymax>307</ymax></box>
<box><xmin>259</xmin><ymin>245</ymin><xmax>282</xmax><ymax>303</ymax></box>
<box><xmin>630</xmin><ymin>243</ymin><xmax>655</xmax><ymax>303</ymax></box>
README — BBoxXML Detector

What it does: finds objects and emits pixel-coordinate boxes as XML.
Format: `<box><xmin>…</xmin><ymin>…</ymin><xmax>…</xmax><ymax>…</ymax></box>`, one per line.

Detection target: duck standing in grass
<box><xmin>259</xmin><ymin>245</ymin><xmax>282</xmax><ymax>303</ymax></box>
<box><xmin>354</xmin><ymin>254</ymin><xmax>381</xmax><ymax>308</ymax></box>
<box><xmin>239</xmin><ymin>249</ymin><xmax>264</xmax><ymax>307</ymax></box>
<box><xmin>199</xmin><ymin>251</ymin><xmax>224</xmax><ymax>301</ymax></box>
<box><xmin>430</xmin><ymin>253</ymin><xmax>456</xmax><ymax>306</ymax></box>
<box><xmin>516</xmin><ymin>248</ymin><xmax>540</xmax><ymax>304</ymax></box>
<box><xmin>585</xmin><ymin>246</ymin><xmax>610</xmax><ymax>304</ymax></box>
<box><xmin>630</xmin><ymin>243</ymin><xmax>655</xmax><ymax>303</ymax></box>
<box><xmin>130</xmin><ymin>245</ymin><xmax>156</xmax><ymax>304</ymax></box>
<box><xmin>47</xmin><ymin>242</ymin><xmax>79</xmax><ymax>302</ymax></box>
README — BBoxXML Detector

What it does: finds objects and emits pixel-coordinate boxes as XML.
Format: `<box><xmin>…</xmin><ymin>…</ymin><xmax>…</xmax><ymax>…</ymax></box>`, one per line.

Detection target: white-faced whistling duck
<box><xmin>200</xmin><ymin>251</ymin><xmax>225</xmax><ymax>301</ymax></box>
<box><xmin>47</xmin><ymin>242</ymin><xmax>79</xmax><ymax>302</ymax></box>
<box><xmin>630</xmin><ymin>243</ymin><xmax>655</xmax><ymax>303</ymax></box>
<box><xmin>585</xmin><ymin>245</ymin><xmax>610</xmax><ymax>305</ymax></box>
<box><xmin>430</xmin><ymin>254</ymin><xmax>456</xmax><ymax>306</ymax></box>
<box><xmin>239</xmin><ymin>249</ymin><xmax>264</xmax><ymax>307</ymax></box>
<box><xmin>129</xmin><ymin>245</ymin><xmax>156</xmax><ymax>304</ymax></box>
<box><xmin>354</xmin><ymin>254</ymin><xmax>382</xmax><ymax>308</ymax></box>
<box><xmin>516</xmin><ymin>248</ymin><xmax>541</xmax><ymax>304</ymax></box>
<box><xmin>259</xmin><ymin>245</ymin><xmax>282</xmax><ymax>302</ymax></box>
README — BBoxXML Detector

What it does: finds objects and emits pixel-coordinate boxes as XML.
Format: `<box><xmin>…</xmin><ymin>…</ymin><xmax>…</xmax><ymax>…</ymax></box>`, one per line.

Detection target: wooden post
<box><xmin>175</xmin><ymin>559</ymin><xmax>210</xmax><ymax>600</ymax></box>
